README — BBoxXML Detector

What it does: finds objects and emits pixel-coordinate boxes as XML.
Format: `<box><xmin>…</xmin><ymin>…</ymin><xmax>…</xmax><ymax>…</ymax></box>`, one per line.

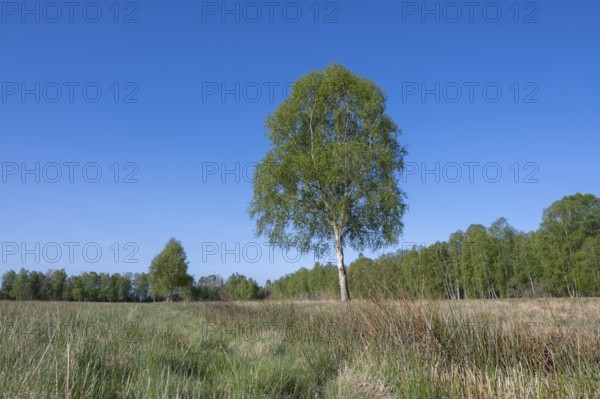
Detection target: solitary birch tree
<box><xmin>250</xmin><ymin>63</ymin><xmax>407</xmax><ymax>301</ymax></box>
<box><xmin>148</xmin><ymin>238</ymin><xmax>191</xmax><ymax>302</ymax></box>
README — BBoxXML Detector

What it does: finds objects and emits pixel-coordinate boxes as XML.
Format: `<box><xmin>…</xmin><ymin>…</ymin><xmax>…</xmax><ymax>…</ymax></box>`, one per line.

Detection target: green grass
<box><xmin>1</xmin><ymin>299</ymin><xmax>599</xmax><ymax>398</ymax></box>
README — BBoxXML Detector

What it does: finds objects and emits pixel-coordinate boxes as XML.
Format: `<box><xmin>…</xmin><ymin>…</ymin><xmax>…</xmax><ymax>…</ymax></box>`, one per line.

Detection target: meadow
<box><xmin>0</xmin><ymin>299</ymin><xmax>599</xmax><ymax>398</ymax></box>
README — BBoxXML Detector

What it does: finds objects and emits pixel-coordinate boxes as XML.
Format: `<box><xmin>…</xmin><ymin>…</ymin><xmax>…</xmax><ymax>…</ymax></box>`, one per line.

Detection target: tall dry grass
<box><xmin>0</xmin><ymin>299</ymin><xmax>598</xmax><ymax>398</ymax></box>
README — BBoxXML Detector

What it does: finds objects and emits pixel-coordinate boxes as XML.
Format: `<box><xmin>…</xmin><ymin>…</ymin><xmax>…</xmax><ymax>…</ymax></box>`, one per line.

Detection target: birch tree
<box><xmin>250</xmin><ymin>63</ymin><xmax>407</xmax><ymax>301</ymax></box>
<box><xmin>148</xmin><ymin>238</ymin><xmax>192</xmax><ymax>302</ymax></box>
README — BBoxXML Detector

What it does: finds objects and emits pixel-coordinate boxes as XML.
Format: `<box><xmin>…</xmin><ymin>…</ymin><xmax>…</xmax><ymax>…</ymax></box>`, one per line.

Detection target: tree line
<box><xmin>0</xmin><ymin>268</ymin><xmax>264</xmax><ymax>302</ymax></box>
<box><xmin>1</xmin><ymin>194</ymin><xmax>598</xmax><ymax>301</ymax></box>
<box><xmin>0</xmin><ymin>239</ymin><xmax>264</xmax><ymax>301</ymax></box>
<box><xmin>271</xmin><ymin>193</ymin><xmax>600</xmax><ymax>299</ymax></box>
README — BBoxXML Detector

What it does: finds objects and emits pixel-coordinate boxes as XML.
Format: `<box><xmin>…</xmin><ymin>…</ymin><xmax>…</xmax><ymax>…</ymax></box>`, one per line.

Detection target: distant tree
<box><xmin>348</xmin><ymin>255</ymin><xmax>375</xmax><ymax>298</ymax></box>
<box><xmin>575</xmin><ymin>235</ymin><xmax>600</xmax><ymax>296</ymax></box>
<box><xmin>291</xmin><ymin>268</ymin><xmax>310</xmax><ymax>298</ymax></box>
<box><xmin>29</xmin><ymin>271</ymin><xmax>47</xmax><ymax>300</ymax></box>
<box><xmin>98</xmin><ymin>273</ymin><xmax>112</xmax><ymax>302</ymax></box>
<box><xmin>447</xmin><ymin>231</ymin><xmax>464</xmax><ymax>299</ymax></box>
<box><xmin>48</xmin><ymin>269</ymin><xmax>68</xmax><ymax>301</ymax></box>
<box><xmin>263</xmin><ymin>279</ymin><xmax>273</xmax><ymax>299</ymax></box>
<box><xmin>148</xmin><ymin>238</ymin><xmax>192</xmax><ymax>302</ymax></box>
<box><xmin>424</xmin><ymin>242</ymin><xmax>450</xmax><ymax>298</ymax></box>
<box><xmin>489</xmin><ymin>218</ymin><xmax>517</xmax><ymax>297</ymax></box>
<box><xmin>223</xmin><ymin>273</ymin><xmax>261</xmax><ymax>300</ymax></box>
<box><xmin>1</xmin><ymin>270</ymin><xmax>17</xmax><ymax>299</ymax></box>
<box><xmin>197</xmin><ymin>274</ymin><xmax>223</xmax><ymax>300</ymax></box>
<box><xmin>11</xmin><ymin>268</ymin><xmax>32</xmax><ymax>300</ymax></box>
<box><xmin>510</xmin><ymin>232</ymin><xmax>539</xmax><ymax>296</ymax></box>
<box><xmin>81</xmin><ymin>272</ymin><xmax>100</xmax><ymax>301</ymax></box>
<box><xmin>461</xmin><ymin>225</ymin><xmax>498</xmax><ymax>299</ymax></box>
<box><xmin>180</xmin><ymin>274</ymin><xmax>195</xmax><ymax>301</ymax></box>
<box><xmin>113</xmin><ymin>273</ymin><xmax>132</xmax><ymax>302</ymax></box>
<box><xmin>132</xmin><ymin>273</ymin><xmax>151</xmax><ymax>302</ymax></box>
<box><xmin>250</xmin><ymin>63</ymin><xmax>407</xmax><ymax>301</ymax></box>
<box><xmin>538</xmin><ymin>193</ymin><xmax>600</xmax><ymax>297</ymax></box>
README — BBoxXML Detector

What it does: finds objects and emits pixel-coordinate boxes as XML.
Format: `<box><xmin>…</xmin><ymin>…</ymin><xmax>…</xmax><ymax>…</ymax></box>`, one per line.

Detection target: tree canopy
<box><xmin>250</xmin><ymin>63</ymin><xmax>407</xmax><ymax>301</ymax></box>
<box><xmin>148</xmin><ymin>238</ymin><xmax>193</xmax><ymax>302</ymax></box>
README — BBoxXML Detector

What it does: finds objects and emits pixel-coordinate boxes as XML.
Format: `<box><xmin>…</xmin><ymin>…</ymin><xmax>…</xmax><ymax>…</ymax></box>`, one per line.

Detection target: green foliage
<box><xmin>270</xmin><ymin>263</ymin><xmax>339</xmax><ymax>299</ymax></box>
<box><xmin>0</xmin><ymin>270</ymin><xmax>17</xmax><ymax>300</ymax></box>
<box><xmin>537</xmin><ymin>193</ymin><xmax>600</xmax><ymax>297</ymax></box>
<box><xmin>0</xmin><ymin>269</ymin><xmax>148</xmax><ymax>302</ymax></box>
<box><xmin>250</xmin><ymin>63</ymin><xmax>407</xmax><ymax>300</ymax></box>
<box><xmin>132</xmin><ymin>273</ymin><xmax>151</xmax><ymax>302</ymax></box>
<box><xmin>195</xmin><ymin>274</ymin><xmax>224</xmax><ymax>300</ymax></box>
<box><xmin>270</xmin><ymin>193</ymin><xmax>600</xmax><ymax>300</ymax></box>
<box><xmin>49</xmin><ymin>269</ymin><xmax>68</xmax><ymax>300</ymax></box>
<box><xmin>223</xmin><ymin>273</ymin><xmax>262</xmax><ymax>300</ymax></box>
<box><xmin>148</xmin><ymin>238</ymin><xmax>193</xmax><ymax>302</ymax></box>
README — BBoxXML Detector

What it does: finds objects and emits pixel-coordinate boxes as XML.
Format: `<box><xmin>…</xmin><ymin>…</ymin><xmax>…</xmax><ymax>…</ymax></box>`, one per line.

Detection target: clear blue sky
<box><xmin>1</xmin><ymin>1</ymin><xmax>599</xmax><ymax>284</ymax></box>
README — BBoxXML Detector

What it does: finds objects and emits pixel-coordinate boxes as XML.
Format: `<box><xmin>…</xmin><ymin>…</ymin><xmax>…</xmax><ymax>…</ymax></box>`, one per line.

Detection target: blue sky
<box><xmin>1</xmin><ymin>0</ymin><xmax>599</xmax><ymax>284</ymax></box>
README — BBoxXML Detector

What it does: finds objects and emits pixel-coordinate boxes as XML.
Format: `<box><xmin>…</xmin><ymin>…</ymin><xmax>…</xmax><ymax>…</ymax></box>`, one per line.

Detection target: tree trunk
<box><xmin>166</xmin><ymin>286</ymin><xmax>173</xmax><ymax>303</ymax></box>
<box><xmin>528</xmin><ymin>273</ymin><xmax>535</xmax><ymax>296</ymax></box>
<box><xmin>334</xmin><ymin>232</ymin><xmax>350</xmax><ymax>302</ymax></box>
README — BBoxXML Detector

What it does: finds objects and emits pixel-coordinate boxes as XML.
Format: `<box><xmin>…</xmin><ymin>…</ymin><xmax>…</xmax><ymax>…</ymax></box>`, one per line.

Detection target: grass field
<box><xmin>1</xmin><ymin>299</ymin><xmax>599</xmax><ymax>398</ymax></box>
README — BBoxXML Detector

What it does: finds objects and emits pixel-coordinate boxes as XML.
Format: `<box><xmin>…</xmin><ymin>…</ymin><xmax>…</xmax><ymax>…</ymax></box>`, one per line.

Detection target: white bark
<box><xmin>334</xmin><ymin>230</ymin><xmax>350</xmax><ymax>302</ymax></box>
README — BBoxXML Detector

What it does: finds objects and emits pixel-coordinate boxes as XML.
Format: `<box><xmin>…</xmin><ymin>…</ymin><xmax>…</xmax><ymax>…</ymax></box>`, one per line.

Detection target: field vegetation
<box><xmin>1</xmin><ymin>298</ymin><xmax>599</xmax><ymax>398</ymax></box>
